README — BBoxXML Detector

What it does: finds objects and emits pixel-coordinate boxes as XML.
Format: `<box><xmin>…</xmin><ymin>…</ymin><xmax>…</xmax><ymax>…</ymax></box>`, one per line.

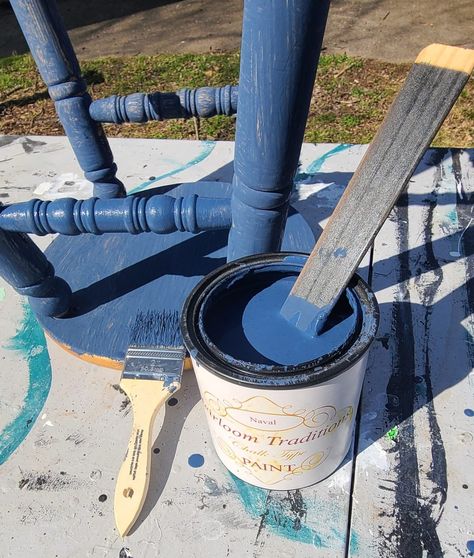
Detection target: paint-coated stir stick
<box><xmin>281</xmin><ymin>44</ymin><xmax>474</xmax><ymax>335</ymax></box>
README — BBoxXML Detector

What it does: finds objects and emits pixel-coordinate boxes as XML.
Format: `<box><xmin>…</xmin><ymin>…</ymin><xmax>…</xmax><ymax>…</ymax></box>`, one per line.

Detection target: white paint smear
<box><xmin>358</xmin><ymin>434</ymin><xmax>389</xmax><ymax>470</ymax></box>
<box><xmin>34</xmin><ymin>173</ymin><xmax>93</xmax><ymax>200</ymax></box>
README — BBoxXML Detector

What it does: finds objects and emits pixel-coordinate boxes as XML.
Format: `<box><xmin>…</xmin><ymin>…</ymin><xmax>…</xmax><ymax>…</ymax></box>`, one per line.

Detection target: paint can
<box><xmin>181</xmin><ymin>253</ymin><xmax>379</xmax><ymax>490</ymax></box>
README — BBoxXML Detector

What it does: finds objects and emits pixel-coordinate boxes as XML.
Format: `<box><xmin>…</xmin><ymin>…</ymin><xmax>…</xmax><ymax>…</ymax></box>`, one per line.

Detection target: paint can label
<box><xmin>192</xmin><ymin>354</ymin><xmax>368</xmax><ymax>489</ymax></box>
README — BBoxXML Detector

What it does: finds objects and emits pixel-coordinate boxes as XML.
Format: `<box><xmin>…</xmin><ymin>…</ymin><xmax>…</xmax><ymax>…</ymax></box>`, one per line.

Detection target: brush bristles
<box><xmin>129</xmin><ymin>310</ymin><xmax>182</xmax><ymax>348</ymax></box>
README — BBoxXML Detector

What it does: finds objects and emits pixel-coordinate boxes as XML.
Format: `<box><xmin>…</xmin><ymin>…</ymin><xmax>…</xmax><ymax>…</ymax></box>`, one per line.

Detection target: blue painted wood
<box><xmin>227</xmin><ymin>0</ymin><xmax>330</xmax><ymax>261</ymax></box>
<box><xmin>0</xmin><ymin>228</ymin><xmax>71</xmax><ymax>317</ymax></box>
<box><xmin>89</xmin><ymin>86</ymin><xmax>238</xmax><ymax>124</ymax></box>
<box><xmin>36</xmin><ymin>181</ymin><xmax>316</xmax><ymax>365</ymax></box>
<box><xmin>0</xmin><ymin>193</ymin><xmax>232</xmax><ymax>235</ymax></box>
<box><xmin>9</xmin><ymin>0</ymin><xmax>125</xmax><ymax>199</ymax></box>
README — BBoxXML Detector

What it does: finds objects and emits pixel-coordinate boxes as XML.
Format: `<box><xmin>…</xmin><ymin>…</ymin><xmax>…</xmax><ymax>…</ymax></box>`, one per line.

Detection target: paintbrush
<box><xmin>114</xmin><ymin>310</ymin><xmax>185</xmax><ymax>537</ymax></box>
<box><xmin>281</xmin><ymin>43</ymin><xmax>474</xmax><ymax>335</ymax></box>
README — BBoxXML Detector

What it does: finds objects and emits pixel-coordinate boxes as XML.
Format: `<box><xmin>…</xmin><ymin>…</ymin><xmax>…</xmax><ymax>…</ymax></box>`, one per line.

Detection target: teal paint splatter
<box><xmin>349</xmin><ymin>530</ymin><xmax>360</xmax><ymax>555</ymax></box>
<box><xmin>306</xmin><ymin>144</ymin><xmax>352</xmax><ymax>174</ymax></box>
<box><xmin>129</xmin><ymin>141</ymin><xmax>216</xmax><ymax>194</ymax></box>
<box><xmin>446</xmin><ymin>208</ymin><xmax>458</xmax><ymax>224</ymax></box>
<box><xmin>294</xmin><ymin>144</ymin><xmax>352</xmax><ymax>184</ymax></box>
<box><xmin>230</xmin><ymin>473</ymin><xmax>268</xmax><ymax>515</ymax></box>
<box><xmin>230</xmin><ymin>474</ymin><xmax>332</xmax><ymax>548</ymax></box>
<box><xmin>0</xmin><ymin>287</ymin><xmax>5</xmax><ymax>301</ymax></box>
<box><xmin>0</xmin><ymin>303</ymin><xmax>51</xmax><ymax>465</ymax></box>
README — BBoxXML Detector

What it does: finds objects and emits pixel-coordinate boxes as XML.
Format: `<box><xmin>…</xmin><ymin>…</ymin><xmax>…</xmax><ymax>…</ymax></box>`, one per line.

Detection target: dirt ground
<box><xmin>0</xmin><ymin>0</ymin><xmax>472</xmax><ymax>63</ymax></box>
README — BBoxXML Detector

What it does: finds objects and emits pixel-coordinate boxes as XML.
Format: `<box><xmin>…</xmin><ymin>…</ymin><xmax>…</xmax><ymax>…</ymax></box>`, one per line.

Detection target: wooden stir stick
<box><xmin>281</xmin><ymin>44</ymin><xmax>474</xmax><ymax>335</ymax></box>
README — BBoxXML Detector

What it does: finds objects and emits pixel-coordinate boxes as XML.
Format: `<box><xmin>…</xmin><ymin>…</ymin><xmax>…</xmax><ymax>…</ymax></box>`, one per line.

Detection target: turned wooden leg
<box><xmin>90</xmin><ymin>86</ymin><xmax>238</xmax><ymax>123</ymax></box>
<box><xmin>10</xmin><ymin>0</ymin><xmax>125</xmax><ymax>199</ymax></box>
<box><xmin>0</xmin><ymin>229</ymin><xmax>71</xmax><ymax>317</ymax></box>
<box><xmin>227</xmin><ymin>0</ymin><xmax>330</xmax><ymax>260</ymax></box>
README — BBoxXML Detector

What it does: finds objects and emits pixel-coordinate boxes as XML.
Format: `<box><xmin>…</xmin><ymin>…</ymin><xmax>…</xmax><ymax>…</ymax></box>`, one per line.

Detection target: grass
<box><xmin>0</xmin><ymin>52</ymin><xmax>472</xmax><ymax>147</ymax></box>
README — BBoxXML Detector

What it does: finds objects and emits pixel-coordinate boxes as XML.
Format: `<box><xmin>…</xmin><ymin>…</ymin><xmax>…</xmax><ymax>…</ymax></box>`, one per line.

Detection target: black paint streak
<box><xmin>18</xmin><ymin>471</ymin><xmax>78</xmax><ymax>491</ymax></box>
<box><xmin>66</xmin><ymin>433</ymin><xmax>85</xmax><ymax>446</ymax></box>
<box><xmin>254</xmin><ymin>492</ymin><xmax>271</xmax><ymax>549</ymax></box>
<box><xmin>384</xmin><ymin>151</ymin><xmax>452</xmax><ymax>557</ymax></box>
<box><xmin>377</xmin><ymin>334</ymin><xmax>390</xmax><ymax>350</ymax></box>
<box><xmin>197</xmin><ymin>494</ymin><xmax>209</xmax><ymax>510</ymax></box>
<box><xmin>286</xmin><ymin>490</ymin><xmax>308</xmax><ymax>531</ymax></box>
<box><xmin>112</xmin><ymin>383</ymin><xmax>130</xmax><ymax>412</ymax></box>
<box><xmin>254</xmin><ymin>489</ymin><xmax>309</xmax><ymax>548</ymax></box>
<box><xmin>112</xmin><ymin>383</ymin><xmax>125</xmax><ymax>394</ymax></box>
<box><xmin>21</xmin><ymin>137</ymin><xmax>47</xmax><ymax>154</ymax></box>
<box><xmin>453</xmin><ymin>149</ymin><xmax>474</xmax><ymax>368</ymax></box>
<box><xmin>384</xmin><ymin>194</ymin><xmax>422</xmax><ymax>557</ymax></box>
<box><xmin>0</xmin><ymin>136</ymin><xmax>18</xmax><ymax>148</ymax></box>
<box><xmin>413</xmin><ymin>151</ymin><xmax>448</xmax><ymax>550</ymax></box>
<box><xmin>119</xmin><ymin>397</ymin><xmax>131</xmax><ymax>412</ymax></box>
<box><xmin>119</xmin><ymin>548</ymin><xmax>133</xmax><ymax>558</ymax></box>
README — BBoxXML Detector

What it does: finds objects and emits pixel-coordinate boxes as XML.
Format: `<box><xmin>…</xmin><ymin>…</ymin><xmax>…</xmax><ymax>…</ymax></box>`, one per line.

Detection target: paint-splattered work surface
<box><xmin>0</xmin><ymin>136</ymin><xmax>473</xmax><ymax>557</ymax></box>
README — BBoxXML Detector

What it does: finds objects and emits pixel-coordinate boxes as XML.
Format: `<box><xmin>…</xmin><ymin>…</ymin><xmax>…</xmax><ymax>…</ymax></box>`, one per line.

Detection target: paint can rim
<box><xmin>181</xmin><ymin>252</ymin><xmax>379</xmax><ymax>389</ymax></box>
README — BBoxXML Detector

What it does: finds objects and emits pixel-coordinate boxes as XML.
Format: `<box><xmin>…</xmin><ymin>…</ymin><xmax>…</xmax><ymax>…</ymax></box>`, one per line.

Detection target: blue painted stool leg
<box><xmin>0</xmin><ymin>194</ymin><xmax>232</xmax><ymax>235</ymax></box>
<box><xmin>227</xmin><ymin>0</ymin><xmax>330</xmax><ymax>261</ymax></box>
<box><xmin>90</xmin><ymin>86</ymin><xmax>238</xmax><ymax>123</ymax></box>
<box><xmin>9</xmin><ymin>0</ymin><xmax>125</xmax><ymax>199</ymax></box>
<box><xmin>0</xmin><ymin>229</ymin><xmax>71</xmax><ymax>317</ymax></box>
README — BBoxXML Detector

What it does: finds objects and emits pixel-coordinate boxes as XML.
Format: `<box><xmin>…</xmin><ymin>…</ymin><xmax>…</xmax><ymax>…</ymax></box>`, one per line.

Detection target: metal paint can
<box><xmin>181</xmin><ymin>253</ymin><xmax>379</xmax><ymax>490</ymax></box>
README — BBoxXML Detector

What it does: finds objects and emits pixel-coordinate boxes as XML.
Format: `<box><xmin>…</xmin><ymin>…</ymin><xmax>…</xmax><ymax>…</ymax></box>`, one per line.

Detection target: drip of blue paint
<box><xmin>464</xmin><ymin>409</ymin><xmax>474</xmax><ymax>417</ymax></box>
<box><xmin>204</xmin><ymin>270</ymin><xmax>357</xmax><ymax>366</ymax></box>
<box><xmin>0</xmin><ymin>303</ymin><xmax>51</xmax><ymax>464</ymax></box>
<box><xmin>188</xmin><ymin>453</ymin><xmax>205</xmax><ymax>468</ymax></box>
<box><xmin>129</xmin><ymin>141</ymin><xmax>215</xmax><ymax>194</ymax></box>
<box><xmin>467</xmin><ymin>540</ymin><xmax>474</xmax><ymax>554</ymax></box>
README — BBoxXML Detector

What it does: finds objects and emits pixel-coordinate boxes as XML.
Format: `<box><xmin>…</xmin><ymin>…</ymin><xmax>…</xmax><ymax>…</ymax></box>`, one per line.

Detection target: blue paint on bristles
<box><xmin>124</xmin><ymin>310</ymin><xmax>185</xmax><ymax>382</ymax></box>
<box><xmin>130</xmin><ymin>310</ymin><xmax>182</xmax><ymax>348</ymax></box>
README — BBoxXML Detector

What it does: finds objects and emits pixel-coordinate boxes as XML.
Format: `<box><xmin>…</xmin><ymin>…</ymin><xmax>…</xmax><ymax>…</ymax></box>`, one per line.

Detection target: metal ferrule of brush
<box><xmin>123</xmin><ymin>346</ymin><xmax>186</xmax><ymax>389</ymax></box>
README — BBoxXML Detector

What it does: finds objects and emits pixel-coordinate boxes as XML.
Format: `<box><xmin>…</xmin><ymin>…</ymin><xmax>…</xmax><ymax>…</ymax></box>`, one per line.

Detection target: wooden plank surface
<box><xmin>1</xmin><ymin>137</ymin><xmax>472</xmax><ymax>558</ymax></box>
<box><xmin>0</xmin><ymin>137</ymin><xmax>362</xmax><ymax>558</ymax></box>
<box><xmin>349</xmin><ymin>148</ymin><xmax>474</xmax><ymax>557</ymax></box>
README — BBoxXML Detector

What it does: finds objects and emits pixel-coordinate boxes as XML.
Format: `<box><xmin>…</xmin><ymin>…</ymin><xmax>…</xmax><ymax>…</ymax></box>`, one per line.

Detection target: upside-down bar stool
<box><xmin>0</xmin><ymin>0</ymin><xmax>330</xmax><ymax>367</ymax></box>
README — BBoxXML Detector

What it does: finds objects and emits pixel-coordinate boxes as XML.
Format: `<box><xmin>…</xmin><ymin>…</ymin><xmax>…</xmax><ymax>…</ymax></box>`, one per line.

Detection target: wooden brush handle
<box><xmin>114</xmin><ymin>378</ymin><xmax>175</xmax><ymax>537</ymax></box>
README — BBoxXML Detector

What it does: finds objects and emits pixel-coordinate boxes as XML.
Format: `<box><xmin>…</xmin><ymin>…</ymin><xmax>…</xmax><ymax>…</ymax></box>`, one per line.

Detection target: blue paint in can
<box><xmin>203</xmin><ymin>268</ymin><xmax>358</xmax><ymax>366</ymax></box>
<box><xmin>181</xmin><ymin>252</ymin><xmax>378</xmax><ymax>388</ymax></box>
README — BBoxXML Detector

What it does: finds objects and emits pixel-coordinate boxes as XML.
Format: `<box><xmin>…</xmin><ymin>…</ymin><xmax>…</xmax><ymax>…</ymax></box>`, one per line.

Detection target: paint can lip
<box><xmin>181</xmin><ymin>252</ymin><xmax>379</xmax><ymax>389</ymax></box>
